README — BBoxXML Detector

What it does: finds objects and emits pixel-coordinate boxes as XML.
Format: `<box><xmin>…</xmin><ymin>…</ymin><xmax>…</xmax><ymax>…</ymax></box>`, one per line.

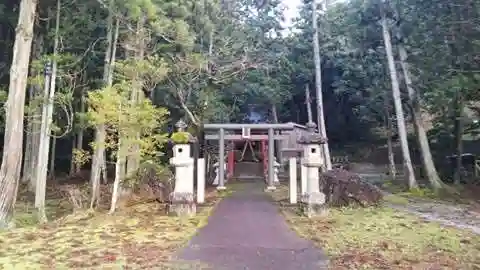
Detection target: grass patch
<box><xmin>0</xmin><ymin>188</ymin><xmax>223</xmax><ymax>269</ymax></box>
<box><xmin>13</xmin><ymin>199</ymin><xmax>73</xmax><ymax>227</ymax></box>
<box><xmin>270</xmin><ymin>185</ymin><xmax>480</xmax><ymax>269</ymax></box>
<box><xmin>383</xmin><ymin>194</ymin><xmax>409</xmax><ymax>205</ymax></box>
<box><xmin>382</xmin><ymin>180</ymin><xmax>480</xmax><ymax>210</ymax></box>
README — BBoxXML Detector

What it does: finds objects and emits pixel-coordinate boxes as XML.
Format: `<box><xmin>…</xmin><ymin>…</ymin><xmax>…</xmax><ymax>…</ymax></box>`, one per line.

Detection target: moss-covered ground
<box><xmin>0</xmin><ymin>186</ymin><xmax>225</xmax><ymax>269</ymax></box>
<box><xmin>270</xmin><ymin>185</ymin><xmax>480</xmax><ymax>270</ymax></box>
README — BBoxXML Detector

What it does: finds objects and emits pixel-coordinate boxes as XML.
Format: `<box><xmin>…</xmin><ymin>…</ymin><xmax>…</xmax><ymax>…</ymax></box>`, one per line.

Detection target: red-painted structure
<box><xmin>224</xmin><ymin>133</ymin><xmax>269</xmax><ymax>180</ymax></box>
<box><xmin>203</xmin><ymin>122</ymin><xmax>298</xmax><ymax>188</ymax></box>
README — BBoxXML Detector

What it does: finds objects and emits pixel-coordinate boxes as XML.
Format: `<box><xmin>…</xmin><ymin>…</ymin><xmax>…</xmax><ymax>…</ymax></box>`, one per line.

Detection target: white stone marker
<box><xmin>289</xmin><ymin>157</ymin><xmax>297</xmax><ymax>204</ymax></box>
<box><xmin>197</xmin><ymin>158</ymin><xmax>205</xmax><ymax>204</ymax></box>
<box><xmin>273</xmin><ymin>159</ymin><xmax>280</xmax><ymax>184</ymax></box>
<box><xmin>212</xmin><ymin>161</ymin><xmax>227</xmax><ymax>186</ymax></box>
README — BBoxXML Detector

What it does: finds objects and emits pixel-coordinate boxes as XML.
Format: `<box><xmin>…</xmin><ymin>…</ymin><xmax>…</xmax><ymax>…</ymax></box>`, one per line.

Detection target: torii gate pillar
<box><xmin>227</xmin><ymin>142</ymin><xmax>235</xmax><ymax>179</ymax></box>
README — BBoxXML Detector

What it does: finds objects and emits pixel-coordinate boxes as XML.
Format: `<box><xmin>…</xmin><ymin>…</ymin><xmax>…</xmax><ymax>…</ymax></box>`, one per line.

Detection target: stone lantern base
<box><xmin>167</xmin><ymin>192</ymin><xmax>196</xmax><ymax>217</ymax></box>
<box><xmin>300</xmin><ymin>192</ymin><xmax>327</xmax><ymax>218</ymax></box>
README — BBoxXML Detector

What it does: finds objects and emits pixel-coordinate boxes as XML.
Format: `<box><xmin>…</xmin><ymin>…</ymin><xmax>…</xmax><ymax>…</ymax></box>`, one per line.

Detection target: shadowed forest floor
<box><xmin>270</xmin><ymin>185</ymin><xmax>480</xmax><ymax>270</ymax></box>
<box><xmin>0</xmin><ymin>185</ymin><xmax>225</xmax><ymax>269</ymax></box>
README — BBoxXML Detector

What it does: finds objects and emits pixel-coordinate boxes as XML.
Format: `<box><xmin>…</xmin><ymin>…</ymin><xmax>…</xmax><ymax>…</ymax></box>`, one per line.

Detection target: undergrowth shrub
<box><xmin>122</xmin><ymin>161</ymin><xmax>174</xmax><ymax>203</ymax></box>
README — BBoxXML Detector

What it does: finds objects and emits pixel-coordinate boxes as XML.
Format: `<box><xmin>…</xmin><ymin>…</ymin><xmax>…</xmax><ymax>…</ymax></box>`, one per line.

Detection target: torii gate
<box><xmin>204</xmin><ymin>123</ymin><xmax>294</xmax><ymax>190</ymax></box>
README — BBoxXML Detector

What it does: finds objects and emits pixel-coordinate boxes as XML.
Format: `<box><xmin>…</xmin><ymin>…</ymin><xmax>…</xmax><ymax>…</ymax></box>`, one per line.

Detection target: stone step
<box><xmin>233</xmin><ymin>175</ymin><xmax>264</xmax><ymax>181</ymax></box>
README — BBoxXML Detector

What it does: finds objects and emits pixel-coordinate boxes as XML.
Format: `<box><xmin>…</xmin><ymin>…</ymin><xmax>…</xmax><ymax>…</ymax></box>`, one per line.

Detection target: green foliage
<box><xmin>86</xmin><ymin>85</ymin><xmax>169</xmax><ymax>159</ymax></box>
<box><xmin>72</xmin><ymin>148</ymin><xmax>90</xmax><ymax>168</ymax></box>
<box><xmin>115</xmin><ymin>56</ymin><xmax>170</xmax><ymax>92</ymax></box>
<box><xmin>170</xmin><ymin>131</ymin><xmax>190</xmax><ymax>144</ymax></box>
<box><xmin>122</xmin><ymin>160</ymin><xmax>171</xmax><ymax>190</ymax></box>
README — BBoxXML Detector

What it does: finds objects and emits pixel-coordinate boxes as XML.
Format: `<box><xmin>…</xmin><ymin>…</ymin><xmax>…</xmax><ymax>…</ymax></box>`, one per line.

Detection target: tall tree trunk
<box><xmin>271</xmin><ymin>104</ymin><xmax>279</xmax><ymax>124</ymax></box>
<box><xmin>109</xmin><ymin>19</ymin><xmax>124</xmax><ymax>211</ymax></box>
<box><xmin>311</xmin><ymin>0</ymin><xmax>332</xmax><ymax>170</ymax></box>
<box><xmin>111</xmin><ymin>15</ymin><xmax>141</xmax><ymax>213</ymax></box>
<box><xmin>398</xmin><ymin>45</ymin><xmax>442</xmax><ymax>189</ymax></box>
<box><xmin>380</xmin><ymin>5</ymin><xmax>417</xmax><ymax>189</ymax></box>
<box><xmin>101</xmin><ymin>17</ymin><xmax>119</xmax><ymax>188</ymax></box>
<box><xmin>305</xmin><ymin>84</ymin><xmax>313</xmax><ymax>123</ymax></box>
<box><xmin>110</xmin><ymin>136</ymin><xmax>125</xmax><ymax>213</ymax></box>
<box><xmin>0</xmin><ymin>0</ymin><xmax>38</xmax><ymax>227</ymax></box>
<box><xmin>384</xmin><ymin>94</ymin><xmax>397</xmax><ymax>179</ymax></box>
<box><xmin>108</xmin><ymin>19</ymin><xmax>119</xmax><ymax>87</ymax></box>
<box><xmin>90</xmin><ymin>128</ymin><xmax>105</xmax><ymax>208</ymax></box>
<box><xmin>99</xmin><ymin>14</ymin><xmax>120</xmax><ymax>186</ymax></box>
<box><xmin>97</xmin><ymin>11</ymin><xmax>117</xmax><ymax>186</ymax></box>
<box><xmin>22</xmin><ymin>30</ymin><xmax>43</xmax><ymax>190</ymax></box>
<box><xmin>90</xmin><ymin>3</ymin><xmax>117</xmax><ymax>208</ymax></box>
<box><xmin>34</xmin><ymin>66</ymin><xmax>52</xmax><ymax>203</ymax></box>
<box><xmin>35</xmin><ymin>0</ymin><xmax>61</xmax><ymax>223</ymax></box>
<box><xmin>125</xmin><ymin>16</ymin><xmax>145</xmax><ymax>178</ymax></box>
<box><xmin>453</xmin><ymin>91</ymin><xmax>464</xmax><ymax>184</ymax></box>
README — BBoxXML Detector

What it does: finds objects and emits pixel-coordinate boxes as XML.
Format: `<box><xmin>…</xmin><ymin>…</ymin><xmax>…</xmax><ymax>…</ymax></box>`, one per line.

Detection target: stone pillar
<box><xmin>298</xmin><ymin>122</ymin><xmax>327</xmax><ymax>218</ymax></box>
<box><xmin>301</xmin><ymin>159</ymin><xmax>307</xmax><ymax>195</ymax></box>
<box><xmin>289</xmin><ymin>156</ymin><xmax>297</xmax><ymax>204</ymax></box>
<box><xmin>227</xmin><ymin>143</ymin><xmax>235</xmax><ymax>179</ymax></box>
<box><xmin>197</xmin><ymin>158</ymin><xmax>205</xmax><ymax>204</ymax></box>
<box><xmin>217</xmin><ymin>128</ymin><xmax>226</xmax><ymax>190</ymax></box>
<box><xmin>266</xmin><ymin>128</ymin><xmax>276</xmax><ymax>190</ymax></box>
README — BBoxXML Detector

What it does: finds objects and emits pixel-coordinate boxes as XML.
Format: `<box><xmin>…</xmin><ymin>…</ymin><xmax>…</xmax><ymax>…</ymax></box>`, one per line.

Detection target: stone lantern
<box><xmin>298</xmin><ymin>121</ymin><xmax>327</xmax><ymax>218</ymax></box>
<box><xmin>168</xmin><ymin>120</ymin><xmax>196</xmax><ymax>217</ymax></box>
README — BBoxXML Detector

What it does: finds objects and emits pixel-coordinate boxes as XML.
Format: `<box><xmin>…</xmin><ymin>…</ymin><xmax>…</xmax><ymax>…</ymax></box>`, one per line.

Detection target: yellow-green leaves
<box><xmin>170</xmin><ymin>131</ymin><xmax>190</xmax><ymax>144</ymax></box>
<box><xmin>87</xmin><ymin>84</ymin><xmax>167</xmax><ymax>143</ymax></box>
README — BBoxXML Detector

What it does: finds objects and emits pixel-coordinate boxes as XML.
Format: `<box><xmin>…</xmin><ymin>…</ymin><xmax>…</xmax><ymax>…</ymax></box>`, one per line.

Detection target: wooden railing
<box><xmin>332</xmin><ymin>155</ymin><xmax>350</xmax><ymax>169</ymax></box>
<box><xmin>332</xmin><ymin>155</ymin><xmax>349</xmax><ymax>164</ymax></box>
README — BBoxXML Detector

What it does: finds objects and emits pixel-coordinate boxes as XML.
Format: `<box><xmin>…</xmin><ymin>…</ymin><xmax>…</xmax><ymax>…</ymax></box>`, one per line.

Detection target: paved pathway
<box><xmin>176</xmin><ymin>183</ymin><xmax>328</xmax><ymax>270</ymax></box>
